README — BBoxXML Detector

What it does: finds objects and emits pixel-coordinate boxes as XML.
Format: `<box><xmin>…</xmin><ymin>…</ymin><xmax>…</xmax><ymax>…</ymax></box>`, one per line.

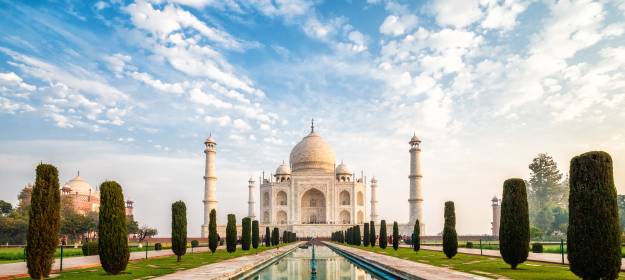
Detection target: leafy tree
<box><xmin>443</xmin><ymin>201</ymin><xmax>457</xmax><ymax>259</ymax></box>
<box><xmin>127</xmin><ymin>219</ymin><xmax>139</xmax><ymax>236</ymax></box>
<box><xmin>412</xmin><ymin>219</ymin><xmax>420</xmax><ymax>252</ymax></box>
<box><xmin>618</xmin><ymin>195</ymin><xmax>625</xmax><ymax>233</ymax></box>
<box><xmin>208</xmin><ymin>209</ymin><xmax>218</xmax><ymax>253</ymax></box>
<box><xmin>252</xmin><ymin>220</ymin><xmax>259</xmax><ymax>249</ymax></box>
<box><xmin>529</xmin><ymin>226</ymin><xmax>543</xmax><ymax>240</ymax></box>
<box><xmin>226</xmin><ymin>214</ymin><xmax>236</xmax><ymax>253</ymax></box>
<box><xmin>355</xmin><ymin>225</ymin><xmax>361</xmax><ymax>246</ymax></box>
<box><xmin>0</xmin><ymin>213</ymin><xmax>28</xmax><ymax>244</ymax></box>
<box><xmin>137</xmin><ymin>226</ymin><xmax>158</xmax><ymax>243</ymax></box>
<box><xmin>369</xmin><ymin>220</ymin><xmax>376</xmax><ymax>247</ymax></box>
<box><xmin>551</xmin><ymin>206</ymin><xmax>568</xmax><ymax>233</ymax></box>
<box><xmin>499</xmin><ymin>178</ymin><xmax>529</xmax><ymax>269</ymax></box>
<box><xmin>271</xmin><ymin>227</ymin><xmax>279</xmax><ymax>246</ymax></box>
<box><xmin>379</xmin><ymin>220</ymin><xmax>387</xmax><ymax>249</ymax></box>
<box><xmin>533</xmin><ymin>206</ymin><xmax>555</xmax><ymax>235</ymax></box>
<box><xmin>392</xmin><ymin>221</ymin><xmax>399</xmax><ymax>250</ymax></box>
<box><xmin>264</xmin><ymin>226</ymin><xmax>271</xmax><ymax>246</ymax></box>
<box><xmin>241</xmin><ymin>217</ymin><xmax>251</xmax><ymax>250</ymax></box>
<box><xmin>568</xmin><ymin>151</ymin><xmax>621</xmax><ymax>279</ymax></box>
<box><xmin>17</xmin><ymin>184</ymin><xmax>33</xmax><ymax>214</ymax></box>
<box><xmin>0</xmin><ymin>200</ymin><xmax>12</xmax><ymax>215</ymax></box>
<box><xmin>171</xmin><ymin>201</ymin><xmax>187</xmax><ymax>262</ymax></box>
<box><xmin>98</xmin><ymin>181</ymin><xmax>129</xmax><ymax>275</ymax></box>
<box><xmin>26</xmin><ymin>164</ymin><xmax>61</xmax><ymax>279</ymax></box>
<box><xmin>363</xmin><ymin>223</ymin><xmax>370</xmax><ymax>247</ymax></box>
<box><xmin>528</xmin><ymin>153</ymin><xmax>564</xmax><ymax>210</ymax></box>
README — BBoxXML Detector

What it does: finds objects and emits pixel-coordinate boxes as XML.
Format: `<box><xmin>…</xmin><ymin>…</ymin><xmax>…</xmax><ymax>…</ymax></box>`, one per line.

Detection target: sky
<box><xmin>1</xmin><ymin>0</ymin><xmax>624</xmax><ymax>237</ymax></box>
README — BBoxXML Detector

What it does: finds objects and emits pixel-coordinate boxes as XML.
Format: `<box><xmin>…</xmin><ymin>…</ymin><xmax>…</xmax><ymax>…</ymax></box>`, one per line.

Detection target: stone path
<box><xmin>413</xmin><ymin>245</ymin><xmax>625</xmax><ymax>270</ymax></box>
<box><xmin>327</xmin><ymin>242</ymin><xmax>488</xmax><ymax>280</ymax></box>
<box><xmin>0</xmin><ymin>246</ymin><xmax>210</xmax><ymax>279</ymax></box>
<box><xmin>153</xmin><ymin>243</ymin><xmax>301</xmax><ymax>280</ymax></box>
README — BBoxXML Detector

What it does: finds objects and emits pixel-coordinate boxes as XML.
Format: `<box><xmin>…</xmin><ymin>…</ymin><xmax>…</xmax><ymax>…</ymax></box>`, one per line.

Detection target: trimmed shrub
<box><xmin>82</xmin><ymin>241</ymin><xmax>99</xmax><ymax>256</ymax></box>
<box><xmin>208</xmin><ymin>209</ymin><xmax>218</xmax><ymax>254</ymax></box>
<box><xmin>568</xmin><ymin>151</ymin><xmax>621</xmax><ymax>279</ymax></box>
<box><xmin>226</xmin><ymin>214</ymin><xmax>237</xmax><ymax>253</ymax></box>
<box><xmin>26</xmin><ymin>164</ymin><xmax>61</xmax><ymax>279</ymax></box>
<box><xmin>191</xmin><ymin>240</ymin><xmax>199</xmax><ymax>248</ymax></box>
<box><xmin>379</xmin><ymin>220</ymin><xmax>387</xmax><ymax>249</ymax></box>
<box><xmin>171</xmin><ymin>201</ymin><xmax>187</xmax><ymax>262</ymax></box>
<box><xmin>443</xmin><ymin>201</ymin><xmax>458</xmax><ymax>259</ymax></box>
<box><xmin>392</xmin><ymin>221</ymin><xmax>399</xmax><ymax>250</ymax></box>
<box><xmin>412</xmin><ymin>219</ymin><xmax>420</xmax><ymax>252</ymax></box>
<box><xmin>370</xmin><ymin>221</ymin><xmax>376</xmax><ymax>247</ymax></box>
<box><xmin>264</xmin><ymin>227</ymin><xmax>271</xmax><ymax>246</ymax></box>
<box><xmin>241</xmin><ymin>217</ymin><xmax>251</xmax><ymax>250</ymax></box>
<box><xmin>154</xmin><ymin>243</ymin><xmax>162</xmax><ymax>251</ymax></box>
<box><xmin>252</xmin><ymin>220</ymin><xmax>259</xmax><ymax>249</ymax></box>
<box><xmin>355</xmin><ymin>226</ymin><xmax>362</xmax><ymax>246</ymax></box>
<box><xmin>499</xmin><ymin>179</ymin><xmax>529</xmax><ymax>269</ymax></box>
<box><xmin>363</xmin><ymin>223</ymin><xmax>370</xmax><ymax>247</ymax></box>
<box><xmin>531</xmin><ymin>243</ymin><xmax>543</xmax><ymax>253</ymax></box>
<box><xmin>98</xmin><ymin>181</ymin><xmax>129</xmax><ymax>274</ymax></box>
<box><xmin>271</xmin><ymin>227</ymin><xmax>279</xmax><ymax>246</ymax></box>
<box><xmin>466</xmin><ymin>242</ymin><xmax>473</xmax><ymax>249</ymax></box>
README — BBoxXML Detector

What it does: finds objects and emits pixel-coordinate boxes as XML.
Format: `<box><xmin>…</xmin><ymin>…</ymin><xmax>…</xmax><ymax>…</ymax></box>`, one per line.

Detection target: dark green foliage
<box><xmin>466</xmin><ymin>242</ymin><xmax>473</xmax><ymax>249</ymax></box>
<box><xmin>531</xmin><ymin>243</ymin><xmax>543</xmax><ymax>253</ymax></box>
<box><xmin>363</xmin><ymin>223</ymin><xmax>370</xmax><ymax>247</ymax></box>
<box><xmin>271</xmin><ymin>227</ymin><xmax>279</xmax><ymax>246</ymax></box>
<box><xmin>282</xmin><ymin>230</ymin><xmax>287</xmax><ymax>243</ymax></box>
<box><xmin>26</xmin><ymin>164</ymin><xmax>61</xmax><ymax>279</ymax></box>
<box><xmin>264</xmin><ymin>227</ymin><xmax>271</xmax><ymax>246</ymax></box>
<box><xmin>412</xmin><ymin>219</ymin><xmax>420</xmax><ymax>252</ymax></box>
<box><xmin>369</xmin><ymin>221</ymin><xmax>376</xmax><ymax>247</ymax></box>
<box><xmin>443</xmin><ymin>201</ymin><xmax>458</xmax><ymax>259</ymax></box>
<box><xmin>568</xmin><ymin>151</ymin><xmax>621</xmax><ymax>279</ymax></box>
<box><xmin>171</xmin><ymin>201</ymin><xmax>187</xmax><ymax>262</ymax></box>
<box><xmin>392</xmin><ymin>221</ymin><xmax>399</xmax><ymax>250</ymax></box>
<box><xmin>208</xmin><ymin>209</ymin><xmax>218</xmax><ymax>253</ymax></box>
<box><xmin>0</xmin><ymin>200</ymin><xmax>12</xmax><ymax>215</ymax></box>
<box><xmin>499</xmin><ymin>179</ymin><xmax>529</xmax><ymax>269</ymax></box>
<box><xmin>379</xmin><ymin>220</ymin><xmax>387</xmax><ymax>249</ymax></box>
<box><xmin>191</xmin><ymin>240</ymin><xmax>199</xmax><ymax>248</ymax></box>
<box><xmin>241</xmin><ymin>217</ymin><xmax>251</xmax><ymax>250</ymax></box>
<box><xmin>226</xmin><ymin>214</ymin><xmax>237</xmax><ymax>253</ymax></box>
<box><xmin>155</xmin><ymin>243</ymin><xmax>162</xmax><ymax>251</ymax></box>
<box><xmin>355</xmin><ymin>226</ymin><xmax>361</xmax><ymax>246</ymax></box>
<box><xmin>98</xmin><ymin>181</ymin><xmax>129</xmax><ymax>274</ymax></box>
<box><xmin>252</xmin><ymin>220</ymin><xmax>259</xmax><ymax>249</ymax></box>
<box><xmin>82</xmin><ymin>241</ymin><xmax>99</xmax><ymax>256</ymax></box>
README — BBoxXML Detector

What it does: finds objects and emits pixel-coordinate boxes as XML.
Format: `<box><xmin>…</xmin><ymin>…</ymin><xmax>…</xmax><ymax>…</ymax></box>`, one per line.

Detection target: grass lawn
<box><xmin>0</xmin><ymin>245</ymin><xmax>164</xmax><ymax>264</ymax></box>
<box><xmin>17</xmin><ymin>245</ymin><xmax>278</xmax><ymax>279</ymax></box>
<box><xmin>345</xmin><ymin>244</ymin><xmax>625</xmax><ymax>280</ymax></box>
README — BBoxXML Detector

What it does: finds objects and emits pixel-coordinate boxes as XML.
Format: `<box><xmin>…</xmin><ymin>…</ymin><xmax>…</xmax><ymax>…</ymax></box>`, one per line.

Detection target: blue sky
<box><xmin>1</xmin><ymin>0</ymin><xmax>625</xmax><ymax>236</ymax></box>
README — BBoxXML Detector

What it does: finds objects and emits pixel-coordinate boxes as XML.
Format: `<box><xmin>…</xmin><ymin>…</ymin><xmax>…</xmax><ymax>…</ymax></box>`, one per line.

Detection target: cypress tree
<box><xmin>379</xmin><ymin>220</ymin><xmax>387</xmax><ymax>249</ymax></box>
<box><xmin>264</xmin><ymin>227</ymin><xmax>271</xmax><ymax>246</ymax></box>
<box><xmin>499</xmin><ymin>178</ymin><xmax>529</xmax><ymax>269</ymax></box>
<box><xmin>568</xmin><ymin>151</ymin><xmax>621</xmax><ymax>279</ymax></box>
<box><xmin>355</xmin><ymin>226</ymin><xmax>362</xmax><ymax>246</ymax></box>
<box><xmin>208</xmin><ymin>209</ymin><xmax>218</xmax><ymax>253</ymax></box>
<box><xmin>226</xmin><ymin>214</ymin><xmax>236</xmax><ymax>253</ymax></box>
<box><xmin>392</xmin><ymin>221</ymin><xmax>399</xmax><ymax>250</ymax></box>
<box><xmin>252</xmin><ymin>220</ymin><xmax>259</xmax><ymax>249</ymax></box>
<box><xmin>370</xmin><ymin>221</ymin><xmax>376</xmax><ymax>247</ymax></box>
<box><xmin>413</xmin><ymin>219</ymin><xmax>420</xmax><ymax>252</ymax></box>
<box><xmin>282</xmin><ymin>230</ymin><xmax>287</xmax><ymax>243</ymax></box>
<box><xmin>171</xmin><ymin>201</ymin><xmax>187</xmax><ymax>262</ymax></box>
<box><xmin>241</xmin><ymin>217</ymin><xmax>251</xmax><ymax>250</ymax></box>
<box><xmin>98</xmin><ymin>181</ymin><xmax>129</xmax><ymax>274</ymax></box>
<box><xmin>26</xmin><ymin>164</ymin><xmax>61</xmax><ymax>279</ymax></box>
<box><xmin>271</xmin><ymin>227</ymin><xmax>279</xmax><ymax>246</ymax></box>
<box><xmin>443</xmin><ymin>201</ymin><xmax>458</xmax><ymax>259</ymax></box>
<box><xmin>363</xmin><ymin>223</ymin><xmax>370</xmax><ymax>247</ymax></box>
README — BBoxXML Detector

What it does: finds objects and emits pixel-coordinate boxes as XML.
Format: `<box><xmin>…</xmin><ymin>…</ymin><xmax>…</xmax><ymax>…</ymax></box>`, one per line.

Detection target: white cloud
<box><xmin>204</xmin><ymin>115</ymin><xmax>232</xmax><ymax>126</ymax></box>
<box><xmin>103</xmin><ymin>53</ymin><xmax>131</xmax><ymax>76</ymax></box>
<box><xmin>129</xmin><ymin>71</ymin><xmax>185</xmax><ymax>94</ymax></box>
<box><xmin>432</xmin><ymin>0</ymin><xmax>482</xmax><ymax>28</ymax></box>
<box><xmin>189</xmin><ymin>88</ymin><xmax>233</xmax><ymax>108</ymax></box>
<box><xmin>379</xmin><ymin>14</ymin><xmax>418</xmax><ymax>36</ymax></box>
<box><xmin>232</xmin><ymin>118</ymin><xmax>251</xmax><ymax>130</ymax></box>
<box><xmin>481</xmin><ymin>0</ymin><xmax>528</xmax><ymax>31</ymax></box>
<box><xmin>0</xmin><ymin>72</ymin><xmax>36</xmax><ymax>91</ymax></box>
<box><xmin>0</xmin><ymin>97</ymin><xmax>35</xmax><ymax>114</ymax></box>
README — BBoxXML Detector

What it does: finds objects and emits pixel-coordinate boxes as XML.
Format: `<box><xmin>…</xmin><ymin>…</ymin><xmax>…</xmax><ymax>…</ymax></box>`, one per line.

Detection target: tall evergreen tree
<box><xmin>208</xmin><ymin>209</ymin><xmax>218</xmax><ymax>253</ymax></box>
<box><xmin>225</xmin><ymin>214</ymin><xmax>236</xmax><ymax>253</ymax></box>
<box><xmin>379</xmin><ymin>220</ymin><xmax>387</xmax><ymax>249</ymax></box>
<box><xmin>443</xmin><ymin>201</ymin><xmax>458</xmax><ymax>259</ymax></box>
<box><xmin>264</xmin><ymin>227</ymin><xmax>271</xmax><ymax>246</ymax></box>
<box><xmin>528</xmin><ymin>153</ymin><xmax>565</xmax><ymax>209</ymax></box>
<box><xmin>271</xmin><ymin>227</ymin><xmax>279</xmax><ymax>246</ymax></box>
<box><xmin>355</xmin><ymin>225</ymin><xmax>362</xmax><ymax>246</ymax></box>
<box><xmin>363</xmin><ymin>223</ymin><xmax>370</xmax><ymax>247</ymax></box>
<box><xmin>568</xmin><ymin>151</ymin><xmax>621</xmax><ymax>279</ymax></box>
<box><xmin>412</xmin><ymin>219</ymin><xmax>420</xmax><ymax>252</ymax></box>
<box><xmin>499</xmin><ymin>179</ymin><xmax>530</xmax><ymax>269</ymax></box>
<box><xmin>171</xmin><ymin>201</ymin><xmax>187</xmax><ymax>262</ymax></box>
<box><xmin>241</xmin><ymin>217</ymin><xmax>251</xmax><ymax>250</ymax></box>
<box><xmin>98</xmin><ymin>181</ymin><xmax>129</xmax><ymax>274</ymax></box>
<box><xmin>369</xmin><ymin>221</ymin><xmax>376</xmax><ymax>247</ymax></box>
<box><xmin>392</xmin><ymin>221</ymin><xmax>399</xmax><ymax>250</ymax></box>
<box><xmin>252</xmin><ymin>220</ymin><xmax>259</xmax><ymax>249</ymax></box>
<box><xmin>26</xmin><ymin>164</ymin><xmax>61</xmax><ymax>279</ymax></box>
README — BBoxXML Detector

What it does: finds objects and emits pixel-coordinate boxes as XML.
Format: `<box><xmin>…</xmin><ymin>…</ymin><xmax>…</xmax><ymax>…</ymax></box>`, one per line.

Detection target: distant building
<box><xmin>491</xmin><ymin>196</ymin><xmax>501</xmax><ymax>236</ymax></box>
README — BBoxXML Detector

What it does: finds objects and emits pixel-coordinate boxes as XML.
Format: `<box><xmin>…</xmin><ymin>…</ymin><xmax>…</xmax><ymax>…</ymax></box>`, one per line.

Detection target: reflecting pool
<box><xmin>242</xmin><ymin>245</ymin><xmax>381</xmax><ymax>280</ymax></box>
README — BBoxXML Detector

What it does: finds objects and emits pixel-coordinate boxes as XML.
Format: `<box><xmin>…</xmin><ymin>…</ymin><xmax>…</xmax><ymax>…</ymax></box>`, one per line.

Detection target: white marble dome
<box><xmin>289</xmin><ymin>131</ymin><xmax>336</xmax><ymax>173</ymax></box>
<box><xmin>63</xmin><ymin>175</ymin><xmax>96</xmax><ymax>196</ymax></box>
<box><xmin>275</xmin><ymin>162</ymin><xmax>291</xmax><ymax>175</ymax></box>
<box><xmin>335</xmin><ymin>161</ymin><xmax>351</xmax><ymax>175</ymax></box>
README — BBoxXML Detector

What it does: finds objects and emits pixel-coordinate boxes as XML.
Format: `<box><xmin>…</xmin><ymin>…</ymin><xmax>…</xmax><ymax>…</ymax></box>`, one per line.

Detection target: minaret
<box><xmin>248</xmin><ymin>177</ymin><xmax>256</xmax><ymax>219</ymax></box>
<box><xmin>408</xmin><ymin>133</ymin><xmax>424</xmax><ymax>232</ymax></box>
<box><xmin>370</xmin><ymin>176</ymin><xmax>379</xmax><ymax>223</ymax></box>
<box><xmin>491</xmin><ymin>196</ymin><xmax>501</xmax><ymax>236</ymax></box>
<box><xmin>201</xmin><ymin>134</ymin><xmax>217</xmax><ymax>238</ymax></box>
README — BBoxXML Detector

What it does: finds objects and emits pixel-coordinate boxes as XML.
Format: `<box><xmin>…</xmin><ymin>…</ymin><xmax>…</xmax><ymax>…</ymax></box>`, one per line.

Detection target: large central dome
<box><xmin>289</xmin><ymin>130</ymin><xmax>336</xmax><ymax>173</ymax></box>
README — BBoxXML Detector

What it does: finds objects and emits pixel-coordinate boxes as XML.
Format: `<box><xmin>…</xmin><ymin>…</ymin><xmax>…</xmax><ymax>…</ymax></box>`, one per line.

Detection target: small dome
<box><xmin>409</xmin><ymin>133</ymin><xmax>421</xmax><ymax>144</ymax></box>
<box><xmin>205</xmin><ymin>135</ymin><xmax>216</xmax><ymax>144</ymax></box>
<box><xmin>335</xmin><ymin>161</ymin><xmax>351</xmax><ymax>175</ymax></box>
<box><xmin>63</xmin><ymin>175</ymin><xmax>96</xmax><ymax>196</ymax></box>
<box><xmin>371</xmin><ymin>176</ymin><xmax>377</xmax><ymax>183</ymax></box>
<box><xmin>492</xmin><ymin>196</ymin><xmax>499</xmax><ymax>202</ymax></box>
<box><xmin>275</xmin><ymin>162</ymin><xmax>291</xmax><ymax>175</ymax></box>
<box><xmin>289</xmin><ymin>130</ymin><xmax>336</xmax><ymax>173</ymax></box>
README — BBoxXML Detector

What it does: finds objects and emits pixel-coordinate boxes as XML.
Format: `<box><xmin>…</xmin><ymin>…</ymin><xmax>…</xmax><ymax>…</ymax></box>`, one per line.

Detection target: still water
<box><xmin>243</xmin><ymin>245</ymin><xmax>381</xmax><ymax>280</ymax></box>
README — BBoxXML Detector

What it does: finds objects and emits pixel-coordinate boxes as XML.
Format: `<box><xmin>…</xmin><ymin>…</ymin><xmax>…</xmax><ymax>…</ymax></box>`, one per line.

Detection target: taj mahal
<box><xmin>201</xmin><ymin>121</ymin><xmax>424</xmax><ymax>238</ymax></box>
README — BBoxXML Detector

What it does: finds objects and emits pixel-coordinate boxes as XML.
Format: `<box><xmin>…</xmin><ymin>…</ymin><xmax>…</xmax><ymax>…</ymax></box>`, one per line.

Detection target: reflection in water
<box><xmin>244</xmin><ymin>245</ymin><xmax>378</xmax><ymax>280</ymax></box>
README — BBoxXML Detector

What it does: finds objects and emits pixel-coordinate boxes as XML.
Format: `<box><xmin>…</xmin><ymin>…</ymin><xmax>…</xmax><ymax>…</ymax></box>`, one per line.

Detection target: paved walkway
<box><xmin>153</xmin><ymin>243</ymin><xmax>301</xmax><ymax>280</ymax></box>
<box><xmin>0</xmin><ymin>246</ymin><xmax>210</xmax><ymax>279</ymax></box>
<box><xmin>413</xmin><ymin>245</ymin><xmax>625</xmax><ymax>270</ymax></box>
<box><xmin>327</xmin><ymin>242</ymin><xmax>488</xmax><ymax>280</ymax></box>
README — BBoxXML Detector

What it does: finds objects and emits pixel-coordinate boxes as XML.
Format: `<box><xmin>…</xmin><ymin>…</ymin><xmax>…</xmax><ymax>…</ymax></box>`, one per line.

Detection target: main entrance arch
<box><xmin>300</xmin><ymin>188</ymin><xmax>326</xmax><ymax>224</ymax></box>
